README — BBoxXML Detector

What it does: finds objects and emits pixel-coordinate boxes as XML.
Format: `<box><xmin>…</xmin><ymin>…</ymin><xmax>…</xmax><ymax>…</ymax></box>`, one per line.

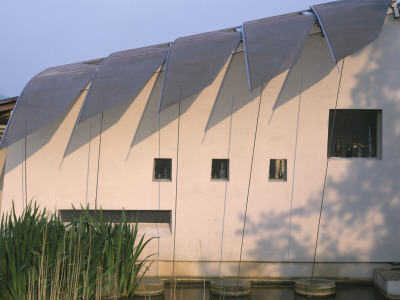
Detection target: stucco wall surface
<box><xmin>1</xmin><ymin>16</ymin><xmax>399</xmax><ymax>280</ymax></box>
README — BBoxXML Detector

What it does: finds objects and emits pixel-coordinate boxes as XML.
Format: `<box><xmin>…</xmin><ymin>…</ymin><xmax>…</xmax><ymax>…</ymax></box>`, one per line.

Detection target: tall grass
<box><xmin>0</xmin><ymin>202</ymin><xmax>153</xmax><ymax>300</ymax></box>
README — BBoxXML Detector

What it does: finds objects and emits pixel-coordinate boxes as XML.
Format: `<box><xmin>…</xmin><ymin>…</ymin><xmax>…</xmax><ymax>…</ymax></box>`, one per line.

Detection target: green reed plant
<box><xmin>0</xmin><ymin>202</ymin><xmax>154</xmax><ymax>300</ymax></box>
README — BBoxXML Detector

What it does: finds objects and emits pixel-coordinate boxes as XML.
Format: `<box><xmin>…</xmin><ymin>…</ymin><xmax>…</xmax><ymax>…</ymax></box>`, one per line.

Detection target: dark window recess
<box><xmin>328</xmin><ymin>109</ymin><xmax>381</xmax><ymax>158</ymax></box>
<box><xmin>211</xmin><ymin>159</ymin><xmax>229</xmax><ymax>180</ymax></box>
<box><xmin>153</xmin><ymin>158</ymin><xmax>172</xmax><ymax>180</ymax></box>
<box><xmin>269</xmin><ymin>159</ymin><xmax>287</xmax><ymax>181</ymax></box>
<box><xmin>59</xmin><ymin>209</ymin><xmax>171</xmax><ymax>224</ymax></box>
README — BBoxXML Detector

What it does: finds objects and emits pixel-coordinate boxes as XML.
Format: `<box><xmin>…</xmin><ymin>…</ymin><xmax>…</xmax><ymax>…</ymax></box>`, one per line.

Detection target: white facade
<box><xmin>1</xmin><ymin>15</ymin><xmax>400</xmax><ymax>281</ymax></box>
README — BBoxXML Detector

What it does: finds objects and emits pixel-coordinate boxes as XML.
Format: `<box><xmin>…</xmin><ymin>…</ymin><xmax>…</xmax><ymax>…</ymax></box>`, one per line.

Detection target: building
<box><xmin>0</xmin><ymin>97</ymin><xmax>17</xmax><ymax>206</ymax></box>
<box><xmin>0</xmin><ymin>97</ymin><xmax>17</xmax><ymax>139</ymax></box>
<box><xmin>0</xmin><ymin>0</ymin><xmax>399</xmax><ymax>281</ymax></box>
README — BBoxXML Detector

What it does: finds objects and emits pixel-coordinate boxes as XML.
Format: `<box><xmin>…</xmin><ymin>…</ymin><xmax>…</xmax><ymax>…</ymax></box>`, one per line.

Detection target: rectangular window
<box><xmin>269</xmin><ymin>159</ymin><xmax>287</xmax><ymax>181</ymax></box>
<box><xmin>59</xmin><ymin>209</ymin><xmax>171</xmax><ymax>224</ymax></box>
<box><xmin>153</xmin><ymin>158</ymin><xmax>172</xmax><ymax>181</ymax></box>
<box><xmin>328</xmin><ymin>109</ymin><xmax>381</xmax><ymax>158</ymax></box>
<box><xmin>211</xmin><ymin>159</ymin><xmax>229</xmax><ymax>180</ymax></box>
<box><xmin>59</xmin><ymin>210</ymin><xmax>172</xmax><ymax>236</ymax></box>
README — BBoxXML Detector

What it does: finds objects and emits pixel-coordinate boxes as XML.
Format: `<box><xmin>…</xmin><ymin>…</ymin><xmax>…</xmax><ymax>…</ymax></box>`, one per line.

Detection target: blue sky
<box><xmin>0</xmin><ymin>0</ymin><xmax>329</xmax><ymax>98</ymax></box>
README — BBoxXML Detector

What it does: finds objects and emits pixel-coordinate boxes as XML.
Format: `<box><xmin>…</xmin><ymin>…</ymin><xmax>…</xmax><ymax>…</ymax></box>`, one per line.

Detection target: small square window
<box><xmin>153</xmin><ymin>158</ymin><xmax>172</xmax><ymax>181</ymax></box>
<box><xmin>211</xmin><ymin>159</ymin><xmax>229</xmax><ymax>180</ymax></box>
<box><xmin>269</xmin><ymin>159</ymin><xmax>287</xmax><ymax>181</ymax></box>
<box><xmin>328</xmin><ymin>109</ymin><xmax>381</xmax><ymax>158</ymax></box>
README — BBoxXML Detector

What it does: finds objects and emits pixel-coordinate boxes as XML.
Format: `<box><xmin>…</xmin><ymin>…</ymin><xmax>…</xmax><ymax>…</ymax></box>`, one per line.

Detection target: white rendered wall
<box><xmin>1</xmin><ymin>16</ymin><xmax>400</xmax><ymax>280</ymax></box>
<box><xmin>2</xmin><ymin>85</ymin><xmax>102</xmax><ymax>213</ymax></box>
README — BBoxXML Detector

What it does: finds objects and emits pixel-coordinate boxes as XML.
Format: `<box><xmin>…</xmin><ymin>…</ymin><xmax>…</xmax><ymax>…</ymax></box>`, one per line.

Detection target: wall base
<box><xmin>145</xmin><ymin>261</ymin><xmax>391</xmax><ymax>282</ymax></box>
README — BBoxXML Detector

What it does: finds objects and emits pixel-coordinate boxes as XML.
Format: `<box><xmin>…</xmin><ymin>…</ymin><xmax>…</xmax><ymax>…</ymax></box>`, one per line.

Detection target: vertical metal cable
<box><xmin>288</xmin><ymin>76</ymin><xmax>304</xmax><ymax>261</ymax></box>
<box><xmin>94</xmin><ymin>112</ymin><xmax>104</xmax><ymax>210</ymax></box>
<box><xmin>172</xmin><ymin>87</ymin><xmax>182</xmax><ymax>277</ymax></box>
<box><xmin>237</xmin><ymin>85</ymin><xmax>263</xmax><ymax>280</ymax></box>
<box><xmin>310</xmin><ymin>59</ymin><xmax>345</xmax><ymax>281</ymax></box>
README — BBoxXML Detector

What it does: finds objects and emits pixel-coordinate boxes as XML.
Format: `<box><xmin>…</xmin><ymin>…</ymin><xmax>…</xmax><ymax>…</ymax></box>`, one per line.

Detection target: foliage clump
<box><xmin>0</xmin><ymin>202</ymin><xmax>153</xmax><ymax>300</ymax></box>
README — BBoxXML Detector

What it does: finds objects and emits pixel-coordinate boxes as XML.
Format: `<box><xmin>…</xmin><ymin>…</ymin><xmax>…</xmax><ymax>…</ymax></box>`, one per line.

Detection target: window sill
<box><xmin>269</xmin><ymin>179</ymin><xmax>287</xmax><ymax>182</ymax></box>
<box><xmin>329</xmin><ymin>157</ymin><xmax>381</xmax><ymax>160</ymax></box>
<box><xmin>137</xmin><ymin>223</ymin><xmax>171</xmax><ymax>237</ymax></box>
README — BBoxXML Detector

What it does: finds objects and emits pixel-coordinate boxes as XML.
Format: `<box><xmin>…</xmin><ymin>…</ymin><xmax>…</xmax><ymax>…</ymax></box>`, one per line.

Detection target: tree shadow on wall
<box><xmin>234</xmin><ymin>18</ymin><xmax>400</xmax><ymax>276</ymax></box>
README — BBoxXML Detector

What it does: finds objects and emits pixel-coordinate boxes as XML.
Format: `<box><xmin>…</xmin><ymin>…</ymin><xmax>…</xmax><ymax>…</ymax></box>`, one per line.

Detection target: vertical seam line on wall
<box><xmin>237</xmin><ymin>84</ymin><xmax>263</xmax><ymax>280</ymax></box>
<box><xmin>94</xmin><ymin>112</ymin><xmax>104</xmax><ymax>210</ymax></box>
<box><xmin>288</xmin><ymin>76</ymin><xmax>304</xmax><ymax>261</ymax></box>
<box><xmin>172</xmin><ymin>92</ymin><xmax>182</xmax><ymax>277</ymax></box>
<box><xmin>85</xmin><ymin>124</ymin><xmax>92</xmax><ymax>207</ymax></box>
<box><xmin>24</xmin><ymin>133</ymin><xmax>27</xmax><ymax>208</ymax></box>
<box><xmin>219</xmin><ymin>96</ymin><xmax>235</xmax><ymax>277</ymax></box>
<box><xmin>21</xmin><ymin>143</ymin><xmax>24</xmax><ymax>209</ymax></box>
<box><xmin>311</xmin><ymin>58</ymin><xmax>345</xmax><ymax>279</ymax></box>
